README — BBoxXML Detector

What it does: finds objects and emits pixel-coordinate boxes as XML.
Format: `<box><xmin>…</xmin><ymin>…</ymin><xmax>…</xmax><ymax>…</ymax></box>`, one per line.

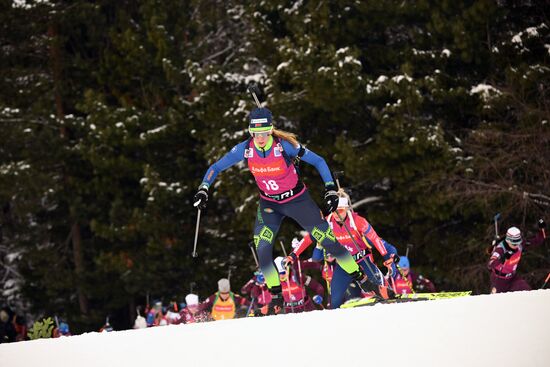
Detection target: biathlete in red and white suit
<box><xmin>194</xmin><ymin>108</ymin><xmax>386</xmax><ymax>310</ymax></box>
<box><xmin>488</xmin><ymin>221</ymin><xmax>546</xmax><ymax>293</ymax></box>
<box><xmin>288</xmin><ymin>197</ymin><xmax>397</xmax><ymax>308</ymax></box>
<box><xmin>273</xmin><ymin>257</ymin><xmax>324</xmax><ymax>313</ymax></box>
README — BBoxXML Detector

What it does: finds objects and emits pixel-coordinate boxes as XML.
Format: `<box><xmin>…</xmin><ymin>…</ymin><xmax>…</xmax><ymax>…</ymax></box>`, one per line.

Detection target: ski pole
<box><xmin>248</xmin><ymin>241</ymin><xmax>260</xmax><ymax>268</ymax></box>
<box><xmin>248</xmin><ymin>84</ymin><xmax>263</xmax><ymax>108</ymax></box>
<box><xmin>192</xmin><ymin>209</ymin><xmax>201</xmax><ymax>258</ymax></box>
<box><xmin>324</xmin><ymin>260</ymin><xmax>332</xmax><ymax>297</ymax></box>
<box><xmin>279</xmin><ymin>242</ymin><xmax>295</xmax><ymax>314</ymax></box>
<box><xmin>228</xmin><ymin>262</ymin><xmax>236</xmax><ymax>282</ymax></box>
<box><xmin>245</xmin><ymin>297</ymin><xmax>256</xmax><ymax>317</ymax></box>
<box><xmin>333</xmin><ymin>171</ymin><xmax>345</xmax><ymax>191</ymax></box>
<box><xmin>494</xmin><ymin>213</ymin><xmax>501</xmax><ymax>238</ymax></box>
<box><xmin>284</xmin><ymin>265</ymin><xmax>295</xmax><ymax>314</ymax></box>
<box><xmin>295</xmin><ymin>255</ymin><xmax>307</xmax><ymax>302</ymax></box>
<box><xmin>324</xmin><ymin>261</ymin><xmax>331</xmax><ymax>291</ymax></box>
<box><xmin>279</xmin><ymin>236</ymin><xmax>293</xmax><ymax>312</ymax></box>
<box><xmin>387</xmin><ymin>274</ymin><xmax>398</xmax><ymax>294</ymax></box>
<box><xmin>541</xmin><ymin>272</ymin><xmax>550</xmax><ymax>289</ymax></box>
<box><xmin>405</xmin><ymin>243</ymin><xmax>413</xmax><ymax>258</ymax></box>
<box><xmin>279</xmin><ymin>240</ymin><xmax>288</xmax><ymax>257</ymax></box>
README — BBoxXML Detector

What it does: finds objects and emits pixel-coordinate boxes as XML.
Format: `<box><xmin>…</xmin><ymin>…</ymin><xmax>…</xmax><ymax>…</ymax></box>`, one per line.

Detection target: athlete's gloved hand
<box><xmin>538</xmin><ymin>219</ymin><xmax>546</xmax><ymax>229</ymax></box>
<box><xmin>193</xmin><ymin>187</ymin><xmax>208</xmax><ymax>210</ymax></box>
<box><xmin>312</xmin><ymin>295</ymin><xmax>323</xmax><ymax>305</ymax></box>
<box><xmin>392</xmin><ymin>253</ymin><xmax>400</xmax><ymax>265</ymax></box>
<box><xmin>383</xmin><ymin>254</ymin><xmax>395</xmax><ymax>267</ymax></box>
<box><xmin>282</xmin><ymin>253</ymin><xmax>297</xmax><ymax>268</ymax></box>
<box><xmin>324</xmin><ymin>183</ymin><xmax>339</xmax><ymax>213</ymax></box>
<box><xmin>490</xmin><ymin>261</ymin><xmax>504</xmax><ymax>272</ymax></box>
<box><xmin>383</xmin><ymin>254</ymin><xmax>395</xmax><ymax>276</ymax></box>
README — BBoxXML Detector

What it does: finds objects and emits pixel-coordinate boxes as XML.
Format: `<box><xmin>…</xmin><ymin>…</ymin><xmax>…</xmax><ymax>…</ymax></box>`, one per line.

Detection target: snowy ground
<box><xmin>2</xmin><ymin>290</ymin><xmax>550</xmax><ymax>367</ymax></box>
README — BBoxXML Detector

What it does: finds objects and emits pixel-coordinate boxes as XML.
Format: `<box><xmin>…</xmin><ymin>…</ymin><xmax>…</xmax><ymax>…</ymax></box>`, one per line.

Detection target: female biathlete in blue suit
<box><xmin>193</xmin><ymin>108</ymin><xmax>389</xmax><ymax>312</ymax></box>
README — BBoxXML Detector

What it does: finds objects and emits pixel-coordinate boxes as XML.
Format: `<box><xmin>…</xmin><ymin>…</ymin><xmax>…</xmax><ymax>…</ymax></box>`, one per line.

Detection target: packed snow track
<box><xmin>2</xmin><ymin>290</ymin><xmax>550</xmax><ymax>367</ymax></box>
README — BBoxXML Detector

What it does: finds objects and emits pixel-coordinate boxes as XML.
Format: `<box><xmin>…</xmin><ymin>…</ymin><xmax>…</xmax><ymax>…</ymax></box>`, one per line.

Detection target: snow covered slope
<box><xmin>2</xmin><ymin>290</ymin><xmax>550</xmax><ymax>367</ymax></box>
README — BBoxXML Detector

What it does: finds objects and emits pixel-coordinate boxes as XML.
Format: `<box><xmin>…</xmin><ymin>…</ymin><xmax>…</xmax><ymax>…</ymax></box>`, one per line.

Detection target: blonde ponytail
<box><xmin>272</xmin><ymin>128</ymin><xmax>300</xmax><ymax>148</ymax></box>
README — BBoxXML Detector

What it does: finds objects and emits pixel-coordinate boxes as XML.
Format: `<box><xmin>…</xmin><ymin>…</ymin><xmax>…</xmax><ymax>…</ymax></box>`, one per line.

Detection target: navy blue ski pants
<box><xmin>253</xmin><ymin>191</ymin><xmax>360</xmax><ymax>289</ymax></box>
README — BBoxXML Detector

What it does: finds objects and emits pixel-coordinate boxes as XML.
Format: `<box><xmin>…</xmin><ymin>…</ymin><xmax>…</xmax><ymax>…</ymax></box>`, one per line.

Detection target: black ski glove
<box><xmin>193</xmin><ymin>187</ymin><xmax>208</xmax><ymax>210</ymax></box>
<box><xmin>538</xmin><ymin>219</ymin><xmax>546</xmax><ymax>229</ymax></box>
<box><xmin>324</xmin><ymin>183</ymin><xmax>339</xmax><ymax>213</ymax></box>
<box><xmin>393</xmin><ymin>253</ymin><xmax>401</xmax><ymax>265</ymax></box>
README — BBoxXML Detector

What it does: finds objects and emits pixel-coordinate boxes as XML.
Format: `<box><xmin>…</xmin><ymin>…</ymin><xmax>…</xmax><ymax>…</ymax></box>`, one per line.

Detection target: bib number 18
<box><xmin>262</xmin><ymin>180</ymin><xmax>279</xmax><ymax>191</ymax></box>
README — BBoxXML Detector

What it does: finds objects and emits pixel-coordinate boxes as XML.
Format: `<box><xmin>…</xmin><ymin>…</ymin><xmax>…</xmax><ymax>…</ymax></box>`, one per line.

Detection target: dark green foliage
<box><xmin>0</xmin><ymin>0</ymin><xmax>548</xmax><ymax>331</ymax></box>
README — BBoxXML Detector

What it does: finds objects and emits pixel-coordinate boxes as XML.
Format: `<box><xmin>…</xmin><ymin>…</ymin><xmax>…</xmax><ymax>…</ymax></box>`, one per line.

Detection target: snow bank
<box><xmin>2</xmin><ymin>290</ymin><xmax>550</xmax><ymax>367</ymax></box>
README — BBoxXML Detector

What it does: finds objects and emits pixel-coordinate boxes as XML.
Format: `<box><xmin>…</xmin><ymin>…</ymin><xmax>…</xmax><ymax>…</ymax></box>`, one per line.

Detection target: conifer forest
<box><xmin>0</xmin><ymin>0</ymin><xmax>548</xmax><ymax>332</ymax></box>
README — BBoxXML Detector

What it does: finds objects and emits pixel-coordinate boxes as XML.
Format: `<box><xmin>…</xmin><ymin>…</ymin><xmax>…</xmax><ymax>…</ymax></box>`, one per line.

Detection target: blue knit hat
<box><xmin>59</xmin><ymin>322</ymin><xmax>70</xmax><ymax>334</ymax></box>
<box><xmin>249</xmin><ymin>108</ymin><xmax>273</xmax><ymax>132</ymax></box>
<box><xmin>398</xmin><ymin>256</ymin><xmax>410</xmax><ymax>269</ymax></box>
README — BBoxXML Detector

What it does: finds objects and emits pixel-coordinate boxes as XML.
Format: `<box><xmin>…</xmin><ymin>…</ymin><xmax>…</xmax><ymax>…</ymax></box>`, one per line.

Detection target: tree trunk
<box><xmin>71</xmin><ymin>222</ymin><xmax>89</xmax><ymax>315</ymax></box>
<box><xmin>49</xmin><ymin>22</ymin><xmax>89</xmax><ymax>316</ymax></box>
<box><xmin>47</xmin><ymin>23</ymin><xmax>67</xmax><ymax>138</ymax></box>
<box><xmin>129</xmin><ymin>298</ymin><xmax>136</xmax><ymax>328</ymax></box>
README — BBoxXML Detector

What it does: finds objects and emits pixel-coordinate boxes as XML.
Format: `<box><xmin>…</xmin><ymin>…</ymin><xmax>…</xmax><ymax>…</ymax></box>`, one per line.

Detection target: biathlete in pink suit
<box><xmin>488</xmin><ymin>220</ymin><xmax>546</xmax><ymax>293</ymax></box>
<box><xmin>287</xmin><ymin>196</ymin><xmax>397</xmax><ymax>308</ymax></box>
<box><xmin>194</xmin><ymin>108</ymin><xmax>386</xmax><ymax>312</ymax></box>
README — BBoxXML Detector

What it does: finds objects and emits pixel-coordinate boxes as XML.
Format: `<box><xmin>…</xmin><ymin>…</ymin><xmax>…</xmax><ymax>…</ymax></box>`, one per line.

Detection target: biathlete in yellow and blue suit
<box><xmin>193</xmin><ymin>108</ymin><xmax>389</xmax><ymax>312</ymax></box>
